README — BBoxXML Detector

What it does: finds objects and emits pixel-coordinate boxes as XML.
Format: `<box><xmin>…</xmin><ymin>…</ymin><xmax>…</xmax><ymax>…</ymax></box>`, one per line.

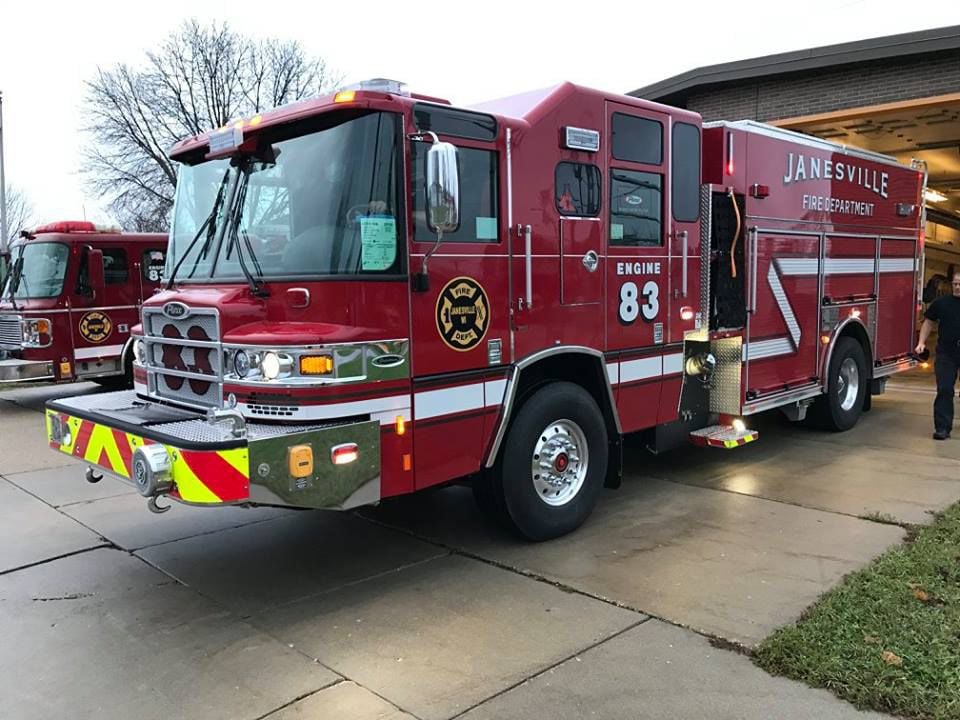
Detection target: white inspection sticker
<box><xmin>360</xmin><ymin>216</ymin><xmax>397</xmax><ymax>271</ymax></box>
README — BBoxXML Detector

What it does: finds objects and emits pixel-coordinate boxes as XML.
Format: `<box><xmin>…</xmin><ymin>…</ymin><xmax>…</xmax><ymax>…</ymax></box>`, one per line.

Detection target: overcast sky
<box><xmin>2</xmin><ymin>0</ymin><xmax>959</xmax><ymax>226</ymax></box>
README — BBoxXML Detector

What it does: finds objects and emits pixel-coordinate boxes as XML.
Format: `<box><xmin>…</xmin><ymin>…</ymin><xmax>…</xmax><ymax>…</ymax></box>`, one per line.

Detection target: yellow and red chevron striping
<box><xmin>46</xmin><ymin>410</ymin><xmax>249</xmax><ymax>504</ymax></box>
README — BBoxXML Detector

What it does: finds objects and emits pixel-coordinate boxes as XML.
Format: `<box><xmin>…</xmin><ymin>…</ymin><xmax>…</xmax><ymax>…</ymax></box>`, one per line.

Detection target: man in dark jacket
<box><xmin>916</xmin><ymin>271</ymin><xmax>960</xmax><ymax>439</ymax></box>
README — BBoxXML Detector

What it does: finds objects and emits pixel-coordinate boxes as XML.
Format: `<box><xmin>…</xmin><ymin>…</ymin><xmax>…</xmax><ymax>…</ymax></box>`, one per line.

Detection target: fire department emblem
<box><xmin>436</xmin><ymin>277</ymin><xmax>489</xmax><ymax>352</ymax></box>
<box><xmin>78</xmin><ymin>311</ymin><xmax>113</xmax><ymax>344</ymax></box>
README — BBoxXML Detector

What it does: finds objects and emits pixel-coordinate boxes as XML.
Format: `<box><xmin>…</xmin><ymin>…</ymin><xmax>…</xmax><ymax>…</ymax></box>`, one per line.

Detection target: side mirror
<box><xmin>87</xmin><ymin>248</ymin><xmax>106</xmax><ymax>300</ymax></box>
<box><xmin>414</xmin><ymin>139</ymin><xmax>460</xmax><ymax>293</ymax></box>
<box><xmin>426</xmin><ymin>141</ymin><xmax>460</xmax><ymax>233</ymax></box>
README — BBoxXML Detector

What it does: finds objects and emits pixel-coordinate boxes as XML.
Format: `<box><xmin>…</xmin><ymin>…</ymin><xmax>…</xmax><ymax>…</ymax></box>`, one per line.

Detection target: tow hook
<box><xmin>131</xmin><ymin>445</ymin><xmax>175</xmax><ymax>514</ymax></box>
<box><xmin>147</xmin><ymin>495</ymin><xmax>171</xmax><ymax>514</ymax></box>
<box><xmin>85</xmin><ymin>466</ymin><xmax>103</xmax><ymax>484</ymax></box>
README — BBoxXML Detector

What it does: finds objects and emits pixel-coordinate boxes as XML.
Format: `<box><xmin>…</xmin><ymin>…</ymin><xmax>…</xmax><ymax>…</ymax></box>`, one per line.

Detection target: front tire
<box><xmin>486</xmin><ymin>382</ymin><xmax>608</xmax><ymax>541</ymax></box>
<box><xmin>809</xmin><ymin>337</ymin><xmax>867</xmax><ymax>431</ymax></box>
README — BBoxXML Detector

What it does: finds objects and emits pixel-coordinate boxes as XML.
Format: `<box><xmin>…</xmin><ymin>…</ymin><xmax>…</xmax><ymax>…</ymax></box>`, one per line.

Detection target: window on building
<box><xmin>612</xmin><ymin>113</ymin><xmax>663</xmax><ymax>165</ymax></box>
<box><xmin>610</xmin><ymin>169</ymin><xmax>662</xmax><ymax>246</ymax></box>
<box><xmin>411</xmin><ymin>143</ymin><xmax>499</xmax><ymax>242</ymax></box>
<box><xmin>556</xmin><ymin>162</ymin><xmax>601</xmax><ymax>217</ymax></box>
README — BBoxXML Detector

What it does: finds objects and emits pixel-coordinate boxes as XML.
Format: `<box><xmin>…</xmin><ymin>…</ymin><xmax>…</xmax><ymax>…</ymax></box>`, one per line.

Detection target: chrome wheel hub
<box><xmin>837</xmin><ymin>357</ymin><xmax>860</xmax><ymax>411</ymax></box>
<box><xmin>531</xmin><ymin>419</ymin><xmax>589</xmax><ymax>507</ymax></box>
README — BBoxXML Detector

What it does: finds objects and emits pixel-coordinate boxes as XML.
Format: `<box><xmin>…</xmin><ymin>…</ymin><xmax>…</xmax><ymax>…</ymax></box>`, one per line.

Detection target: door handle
<box><xmin>517</xmin><ymin>224</ymin><xmax>532</xmax><ymax>310</ymax></box>
<box><xmin>582</xmin><ymin>250</ymin><xmax>599</xmax><ymax>272</ymax></box>
<box><xmin>679</xmin><ymin>230</ymin><xmax>689</xmax><ymax>297</ymax></box>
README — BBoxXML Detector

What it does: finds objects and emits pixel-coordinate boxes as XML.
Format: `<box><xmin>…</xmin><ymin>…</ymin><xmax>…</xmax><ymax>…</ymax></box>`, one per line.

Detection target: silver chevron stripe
<box><xmin>778</xmin><ymin>257</ymin><xmax>917</xmax><ymax>277</ymax></box>
<box><xmin>768</xmin><ymin>261</ymin><xmax>801</xmax><ymax>347</ymax></box>
<box><xmin>748</xmin><ymin>254</ymin><xmax>915</xmax><ymax>363</ymax></box>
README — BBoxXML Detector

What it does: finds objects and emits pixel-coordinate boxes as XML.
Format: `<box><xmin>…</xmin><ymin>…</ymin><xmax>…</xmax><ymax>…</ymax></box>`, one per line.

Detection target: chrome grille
<box><xmin>141</xmin><ymin>306</ymin><xmax>222</xmax><ymax>409</ymax></box>
<box><xmin>0</xmin><ymin>315</ymin><xmax>22</xmax><ymax>348</ymax></box>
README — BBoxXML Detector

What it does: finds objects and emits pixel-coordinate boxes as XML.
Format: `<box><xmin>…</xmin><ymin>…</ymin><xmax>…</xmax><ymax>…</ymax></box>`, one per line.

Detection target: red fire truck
<box><xmin>1</xmin><ymin>222</ymin><xmax>167</xmax><ymax>386</ymax></box>
<box><xmin>44</xmin><ymin>80</ymin><xmax>923</xmax><ymax>539</ymax></box>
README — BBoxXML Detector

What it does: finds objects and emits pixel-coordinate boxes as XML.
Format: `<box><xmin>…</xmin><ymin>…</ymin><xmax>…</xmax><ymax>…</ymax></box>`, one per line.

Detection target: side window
<box><xmin>103</xmin><ymin>248</ymin><xmax>129</xmax><ymax>284</ymax></box>
<box><xmin>672</xmin><ymin>122</ymin><xmax>700</xmax><ymax>222</ymax></box>
<box><xmin>612</xmin><ymin>113</ymin><xmax>663</xmax><ymax>165</ymax></box>
<box><xmin>142</xmin><ymin>249</ymin><xmax>166</xmax><ymax>283</ymax></box>
<box><xmin>556</xmin><ymin>162</ymin><xmax>601</xmax><ymax>217</ymax></box>
<box><xmin>412</xmin><ymin>143</ymin><xmax>499</xmax><ymax>243</ymax></box>
<box><xmin>610</xmin><ymin>169</ymin><xmax>663</xmax><ymax>247</ymax></box>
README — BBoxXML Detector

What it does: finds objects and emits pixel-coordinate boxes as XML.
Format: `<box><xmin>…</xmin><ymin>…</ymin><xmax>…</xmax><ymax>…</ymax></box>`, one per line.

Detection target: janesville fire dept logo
<box><xmin>436</xmin><ymin>277</ymin><xmax>489</xmax><ymax>352</ymax></box>
<box><xmin>79</xmin><ymin>311</ymin><xmax>113</xmax><ymax>343</ymax></box>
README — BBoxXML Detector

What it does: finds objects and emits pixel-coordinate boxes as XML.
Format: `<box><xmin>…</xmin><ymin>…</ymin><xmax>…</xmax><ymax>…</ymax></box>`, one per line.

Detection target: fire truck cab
<box><xmin>44</xmin><ymin>80</ymin><xmax>923</xmax><ymax>540</ymax></box>
<box><xmin>1</xmin><ymin>222</ymin><xmax>167</xmax><ymax>385</ymax></box>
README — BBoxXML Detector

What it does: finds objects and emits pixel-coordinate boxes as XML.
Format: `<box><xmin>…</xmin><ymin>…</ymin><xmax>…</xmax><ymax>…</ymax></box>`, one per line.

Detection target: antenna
<box><xmin>0</xmin><ymin>91</ymin><xmax>8</xmax><ymax>255</ymax></box>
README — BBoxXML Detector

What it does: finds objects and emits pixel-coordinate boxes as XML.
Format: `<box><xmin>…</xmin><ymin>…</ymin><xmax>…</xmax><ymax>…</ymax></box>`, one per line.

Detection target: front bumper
<box><xmin>0</xmin><ymin>357</ymin><xmax>54</xmax><ymax>383</ymax></box>
<box><xmin>45</xmin><ymin>391</ymin><xmax>381</xmax><ymax>510</ymax></box>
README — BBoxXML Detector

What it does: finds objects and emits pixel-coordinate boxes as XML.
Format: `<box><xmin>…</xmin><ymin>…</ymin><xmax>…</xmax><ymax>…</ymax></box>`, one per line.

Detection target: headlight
<box><xmin>225</xmin><ymin>348</ymin><xmax>294</xmax><ymax>381</ymax></box>
<box><xmin>22</xmin><ymin>318</ymin><xmax>52</xmax><ymax>348</ymax></box>
<box><xmin>261</xmin><ymin>351</ymin><xmax>281</xmax><ymax>380</ymax></box>
<box><xmin>134</xmin><ymin>339</ymin><xmax>146</xmax><ymax>364</ymax></box>
<box><xmin>233</xmin><ymin>349</ymin><xmax>252</xmax><ymax>377</ymax></box>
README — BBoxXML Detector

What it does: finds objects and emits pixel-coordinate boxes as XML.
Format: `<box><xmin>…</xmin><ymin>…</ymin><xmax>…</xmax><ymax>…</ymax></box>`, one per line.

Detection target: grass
<box><xmin>754</xmin><ymin>502</ymin><xmax>960</xmax><ymax>720</ymax></box>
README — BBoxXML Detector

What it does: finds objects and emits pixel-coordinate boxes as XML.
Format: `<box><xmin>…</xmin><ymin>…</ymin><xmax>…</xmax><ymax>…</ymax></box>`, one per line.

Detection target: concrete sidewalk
<box><xmin>0</xmin><ymin>379</ymin><xmax>952</xmax><ymax>719</ymax></box>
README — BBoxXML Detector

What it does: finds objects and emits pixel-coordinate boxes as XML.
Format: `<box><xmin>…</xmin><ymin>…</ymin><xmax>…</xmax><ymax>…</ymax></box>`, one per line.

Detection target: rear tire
<box><xmin>808</xmin><ymin>337</ymin><xmax>867</xmax><ymax>431</ymax></box>
<box><xmin>479</xmin><ymin>382</ymin><xmax>608</xmax><ymax>541</ymax></box>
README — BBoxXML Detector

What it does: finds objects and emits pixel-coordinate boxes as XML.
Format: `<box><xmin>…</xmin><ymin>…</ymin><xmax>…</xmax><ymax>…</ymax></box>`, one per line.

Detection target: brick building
<box><xmin>631</xmin><ymin>25</ymin><xmax>960</xmax><ymax>286</ymax></box>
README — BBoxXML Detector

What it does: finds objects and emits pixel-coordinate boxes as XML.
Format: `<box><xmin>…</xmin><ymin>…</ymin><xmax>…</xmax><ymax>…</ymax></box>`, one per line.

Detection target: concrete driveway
<box><xmin>0</xmin><ymin>377</ymin><xmax>952</xmax><ymax>719</ymax></box>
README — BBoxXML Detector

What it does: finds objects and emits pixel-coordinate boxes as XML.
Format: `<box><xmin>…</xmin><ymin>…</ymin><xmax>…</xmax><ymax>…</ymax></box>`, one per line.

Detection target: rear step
<box><xmin>689</xmin><ymin>424</ymin><xmax>759</xmax><ymax>449</ymax></box>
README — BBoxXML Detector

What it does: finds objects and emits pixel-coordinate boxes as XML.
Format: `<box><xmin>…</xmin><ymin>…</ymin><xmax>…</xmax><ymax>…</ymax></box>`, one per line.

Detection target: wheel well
<box><xmin>511</xmin><ymin>353</ymin><xmax>619</xmax><ymax>441</ymax></box>
<box><xmin>120</xmin><ymin>337</ymin><xmax>136</xmax><ymax>376</ymax></box>
<box><xmin>835</xmin><ymin>321</ymin><xmax>873</xmax><ymax>378</ymax></box>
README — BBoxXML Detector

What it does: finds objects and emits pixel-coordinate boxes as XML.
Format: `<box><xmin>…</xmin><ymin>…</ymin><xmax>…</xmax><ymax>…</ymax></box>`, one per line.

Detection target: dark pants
<box><xmin>935</xmin><ymin>351</ymin><xmax>960</xmax><ymax>432</ymax></box>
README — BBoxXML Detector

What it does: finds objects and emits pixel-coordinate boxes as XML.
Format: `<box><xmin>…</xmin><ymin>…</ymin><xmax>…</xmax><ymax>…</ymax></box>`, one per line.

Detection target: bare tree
<box><xmin>3</xmin><ymin>184</ymin><xmax>35</xmax><ymax>247</ymax></box>
<box><xmin>84</xmin><ymin>20</ymin><xmax>340</xmax><ymax>232</ymax></box>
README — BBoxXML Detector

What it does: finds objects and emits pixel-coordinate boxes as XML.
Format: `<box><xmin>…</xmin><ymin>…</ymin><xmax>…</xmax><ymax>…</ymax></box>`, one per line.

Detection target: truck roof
<box><xmin>168</xmin><ymin>80</ymin><xmax>703</xmax><ymax>161</ymax></box>
<box><xmin>705</xmin><ymin>119</ymin><xmax>908</xmax><ymax>171</ymax></box>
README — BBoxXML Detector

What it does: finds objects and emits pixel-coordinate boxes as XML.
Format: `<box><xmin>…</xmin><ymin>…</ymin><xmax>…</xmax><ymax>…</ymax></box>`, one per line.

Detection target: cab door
<box><xmin>71</xmin><ymin>243</ymin><xmax>135</xmax><ymax>375</ymax></box>
<box><xmin>407</xmin><ymin>122</ymin><xmax>511</xmax><ymax>490</ymax></box>
<box><xmin>604</xmin><ymin>102</ymin><xmax>675</xmax><ymax>433</ymax></box>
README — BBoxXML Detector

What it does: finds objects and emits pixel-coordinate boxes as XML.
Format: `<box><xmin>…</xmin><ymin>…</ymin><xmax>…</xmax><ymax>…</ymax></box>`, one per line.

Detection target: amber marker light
<box><xmin>334</xmin><ymin>90</ymin><xmax>356</xmax><ymax>103</ymax></box>
<box><xmin>395</xmin><ymin>415</ymin><xmax>406</xmax><ymax>436</ymax></box>
<box><xmin>299</xmin><ymin>354</ymin><xmax>334</xmax><ymax>375</ymax></box>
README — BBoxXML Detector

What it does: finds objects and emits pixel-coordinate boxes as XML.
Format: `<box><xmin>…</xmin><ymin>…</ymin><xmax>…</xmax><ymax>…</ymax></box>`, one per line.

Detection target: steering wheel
<box><xmin>345</xmin><ymin>201</ymin><xmax>389</xmax><ymax>224</ymax></box>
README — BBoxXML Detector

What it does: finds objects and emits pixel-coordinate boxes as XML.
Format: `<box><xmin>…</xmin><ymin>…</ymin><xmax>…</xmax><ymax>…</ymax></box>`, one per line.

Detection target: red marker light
<box><xmin>750</xmin><ymin>184</ymin><xmax>769</xmax><ymax>198</ymax></box>
<box><xmin>331</xmin><ymin>443</ymin><xmax>359</xmax><ymax>465</ymax></box>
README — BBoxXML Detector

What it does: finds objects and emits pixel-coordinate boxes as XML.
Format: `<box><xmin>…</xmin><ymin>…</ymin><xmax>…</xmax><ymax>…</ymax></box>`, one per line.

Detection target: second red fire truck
<box><xmin>1</xmin><ymin>222</ymin><xmax>167</xmax><ymax>386</ymax></box>
<box><xmin>45</xmin><ymin>80</ymin><xmax>923</xmax><ymax>539</ymax></box>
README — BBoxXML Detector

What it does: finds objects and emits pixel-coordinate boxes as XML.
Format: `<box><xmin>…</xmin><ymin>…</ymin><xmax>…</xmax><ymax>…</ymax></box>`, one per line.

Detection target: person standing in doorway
<box><xmin>916</xmin><ymin>271</ymin><xmax>960</xmax><ymax>440</ymax></box>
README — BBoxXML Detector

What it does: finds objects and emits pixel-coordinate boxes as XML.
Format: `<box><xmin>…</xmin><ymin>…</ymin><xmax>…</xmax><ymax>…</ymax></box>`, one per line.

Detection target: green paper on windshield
<box><xmin>360</xmin><ymin>216</ymin><xmax>397</xmax><ymax>271</ymax></box>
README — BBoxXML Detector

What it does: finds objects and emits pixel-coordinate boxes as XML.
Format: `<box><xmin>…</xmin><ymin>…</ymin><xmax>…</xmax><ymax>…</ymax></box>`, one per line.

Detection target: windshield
<box><xmin>1</xmin><ymin>242</ymin><xmax>70</xmax><ymax>300</ymax></box>
<box><xmin>167</xmin><ymin>111</ymin><xmax>403</xmax><ymax>283</ymax></box>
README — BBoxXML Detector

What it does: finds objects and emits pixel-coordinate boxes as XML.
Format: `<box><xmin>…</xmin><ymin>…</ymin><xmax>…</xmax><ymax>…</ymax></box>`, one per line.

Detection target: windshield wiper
<box><xmin>224</xmin><ymin>167</ymin><xmax>269</xmax><ymax>297</ymax></box>
<box><xmin>165</xmin><ymin>168</ymin><xmax>232</xmax><ymax>290</ymax></box>
<box><xmin>3</xmin><ymin>255</ymin><xmax>24</xmax><ymax>310</ymax></box>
